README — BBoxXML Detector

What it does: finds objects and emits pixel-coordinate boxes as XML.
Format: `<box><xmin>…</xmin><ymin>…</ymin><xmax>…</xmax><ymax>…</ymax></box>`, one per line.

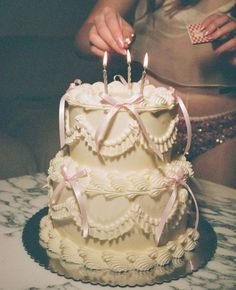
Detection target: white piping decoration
<box><xmin>64</xmin><ymin>113</ymin><xmax>179</xmax><ymax>157</ymax></box>
<box><xmin>40</xmin><ymin>215</ymin><xmax>199</xmax><ymax>271</ymax></box>
<box><xmin>49</xmin><ymin>193</ymin><xmax>189</xmax><ymax>240</ymax></box>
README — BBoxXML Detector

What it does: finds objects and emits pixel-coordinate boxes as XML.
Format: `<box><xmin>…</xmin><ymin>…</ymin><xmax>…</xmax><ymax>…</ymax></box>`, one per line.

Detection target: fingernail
<box><xmin>200</xmin><ymin>25</ymin><xmax>205</xmax><ymax>31</ymax></box>
<box><xmin>203</xmin><ymin>30</ymin><xmax>210</xmax><ymax>36</ymax></box>
<box><xmin>118</xmin><ymin>37</ymin><xmax>124</xmax><ymax>49</ymax></box>
<box><xmin>119</xmin><ymin>49</ymin><xmax>126</xmax><ymax>55</ymax></box>
<box><xmin>207</xmin><ymin>36</ymin><xmax>215</xmax><ymax>41</ymax></box>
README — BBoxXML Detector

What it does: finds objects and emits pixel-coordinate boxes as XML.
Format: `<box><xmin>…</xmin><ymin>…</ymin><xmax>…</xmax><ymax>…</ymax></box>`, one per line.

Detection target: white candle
<box><xmin>127</xmin><ymin>49</ymin><xmax>132</xmax><ymax>91</ymax></box>
<box><xmin>140</xmin><ymin>52</ymin><xmax>148</xmax><ymax>94</ymax></box>
<box><xmin>103</xmin><ymin>51</ymin><xmax>108</xmax><ymax>94</ymax></box>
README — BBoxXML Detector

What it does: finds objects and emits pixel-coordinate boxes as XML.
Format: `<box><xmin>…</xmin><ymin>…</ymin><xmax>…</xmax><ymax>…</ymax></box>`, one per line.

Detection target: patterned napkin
<box><xmin>187</xmin><ymin>23</ymin><xmax>211</xmax><ymax>44</ymax></box>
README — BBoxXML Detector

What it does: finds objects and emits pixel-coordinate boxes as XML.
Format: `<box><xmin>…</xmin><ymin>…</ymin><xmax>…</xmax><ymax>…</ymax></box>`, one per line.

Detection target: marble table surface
<box><xmin>0</xmin><ymin>173</ymin><xmax>235</xmax><ymax>290</ymax></box>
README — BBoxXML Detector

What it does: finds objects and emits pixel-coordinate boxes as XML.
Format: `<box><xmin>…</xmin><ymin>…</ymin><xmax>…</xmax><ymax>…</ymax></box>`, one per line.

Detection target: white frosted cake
<box><xmin>39</xmin><ymin>80</ymin><xmax>199</xmax><ymax>273</ymax></box>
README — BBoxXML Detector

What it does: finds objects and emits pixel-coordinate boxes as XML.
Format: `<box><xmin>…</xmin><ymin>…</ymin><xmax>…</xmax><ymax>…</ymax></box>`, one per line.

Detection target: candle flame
<box><xmin>127</xmin><ymin>49</ymin><xmax>131</xmax><ymax>64</ymax></box>
<box><xmin>143</xmin><ymin>53</ymin><xmax>148</xmax><ymax>69</ymax></box>
<box><xmin>103</xmin><ymin>51</ymin><xmax>108</xmax><ymax>67</ymax></box>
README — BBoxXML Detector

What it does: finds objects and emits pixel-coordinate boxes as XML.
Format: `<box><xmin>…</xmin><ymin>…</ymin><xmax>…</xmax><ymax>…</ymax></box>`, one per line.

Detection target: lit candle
<box><xmin>140</xmin><ymin>53</ymin><xmax>148</xmax><ymax>94</ymax></box>
<box><xmin>127</xmin><ymin>49</ymin><xmax>132</xmax><ymax>91</ymax></box>
<box><xmin>103</xmin><ymin>51</ymin><xmax>108</xmax><ymax>94</ymax></box>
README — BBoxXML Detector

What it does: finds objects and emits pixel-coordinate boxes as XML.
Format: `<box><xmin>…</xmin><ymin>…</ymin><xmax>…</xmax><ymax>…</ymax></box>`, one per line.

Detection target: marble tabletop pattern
<box><xmin>0</xmin><ymin>173</ymin><xmax>235</xmax><ymax>290</ymax></box>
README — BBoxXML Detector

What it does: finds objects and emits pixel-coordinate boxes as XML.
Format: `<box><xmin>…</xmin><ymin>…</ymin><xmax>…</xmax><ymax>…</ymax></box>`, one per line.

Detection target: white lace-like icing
<box><xmin>47</xmin><ymin>152</ymin><xmax>193</xmax><ymax>199</ymax></box>
<box><xmin>66</xmin><ymin>81</ymin><xmax>176</xmax><ymax>110</ymax></box>
<box><xmin>139</xmin><ymin>119</ymin><xmax>178</xmax><ymax>154</ymax></box>
<box><xmin>64</xmin><ymin>112</ymin><xmax>178</xmax><ymax>157</ymax></box>
<box><xmin>40</xmin><ymin>216</ymin><xmax>199</xmax><ymax>272</ymax></box>
<box><xmin>48</xmin><ymin>192</ymin><xmax>189</xmax><ymax>240</ymax></box>
<box><xmin>61</xmin><ymin>239</ymin><xmax>84</xmax><ymax>264</ymax></box>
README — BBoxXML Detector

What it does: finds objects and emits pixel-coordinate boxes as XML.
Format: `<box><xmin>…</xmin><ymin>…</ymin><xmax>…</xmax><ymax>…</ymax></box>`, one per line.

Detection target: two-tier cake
<box><xmin>39</xmin><ymin>79</ymin><xmax>199</xmax><ymax>273</ymax></box>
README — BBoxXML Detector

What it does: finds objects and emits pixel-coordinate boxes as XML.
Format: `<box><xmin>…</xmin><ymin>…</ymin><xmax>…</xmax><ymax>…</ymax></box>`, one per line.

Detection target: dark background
<box><xmin>0</xmin><ymin>0</ymin><xmax>138</xmax><ymax>101</ymax></box>
<box><xmin>0</xmin><ymin>0</ymin><xmax>98</xmax><ymax>100</ymax></box>
<box><xmin>0</xmin><ymin>0</ymin><xmax>138</xmax><ymax>178</ymax></box>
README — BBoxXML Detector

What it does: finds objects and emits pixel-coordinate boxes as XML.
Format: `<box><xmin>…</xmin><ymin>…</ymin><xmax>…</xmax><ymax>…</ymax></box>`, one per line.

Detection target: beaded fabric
<box><xmin>177</xmin><ymin>110</ymin><xmax>236</xmax><ymax>161</ymax></box>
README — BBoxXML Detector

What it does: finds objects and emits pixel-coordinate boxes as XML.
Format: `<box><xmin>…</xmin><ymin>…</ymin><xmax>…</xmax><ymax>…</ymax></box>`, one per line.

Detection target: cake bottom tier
<box><xmin>39</xmin><ymin>215</ymin><xmax>199</xmax><ymax>272</ymax></box>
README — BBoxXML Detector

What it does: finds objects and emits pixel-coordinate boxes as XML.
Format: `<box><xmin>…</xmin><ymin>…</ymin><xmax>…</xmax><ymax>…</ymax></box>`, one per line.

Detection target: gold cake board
<box><xmin>22</xmin><ymin>207</ymin><xmax>217</xmax><ymax>287</ymax></box>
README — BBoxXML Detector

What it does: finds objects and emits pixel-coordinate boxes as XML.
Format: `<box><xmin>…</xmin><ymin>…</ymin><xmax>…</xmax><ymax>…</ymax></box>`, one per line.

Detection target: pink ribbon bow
<box><xmin>95</xmin><ymin>93</ymin><xmax>163</xmax><ymax>160</ymax></box>
<box><xmin>155</xmin><ymin>168</ymin><xmax>199</xmax><ymax>246</ymax></box>
<box><xmin>51</xmin><ymin>165</ymin><xmax>89</xmax><ymax>238</ymax></box>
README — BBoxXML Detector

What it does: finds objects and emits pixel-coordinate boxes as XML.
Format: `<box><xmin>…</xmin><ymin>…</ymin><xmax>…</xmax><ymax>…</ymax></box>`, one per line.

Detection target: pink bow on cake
<box><xmin>155</xmin><ymin>168</ymin><xmax>199</xmax><ymax>246</ymax></box>
<box><xmin>51</xmin><ymin>165</ymin><xmax>89</xmax><ymax>238</ymax></box>
<box><xmin>95</xmin><ymin>92</ymin><xmax>163</xmax><ymax>161</ymax></box>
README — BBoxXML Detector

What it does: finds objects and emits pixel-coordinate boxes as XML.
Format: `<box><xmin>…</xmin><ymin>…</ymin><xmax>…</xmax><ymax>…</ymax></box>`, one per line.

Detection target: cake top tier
<box><xmin>66</xmin><ymin>81</ymin><xmax>176</xmax><ymax>110</ymax></box>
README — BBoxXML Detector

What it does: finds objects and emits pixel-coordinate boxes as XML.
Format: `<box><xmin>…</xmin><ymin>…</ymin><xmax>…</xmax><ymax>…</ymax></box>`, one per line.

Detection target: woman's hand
<box><xmin>201</xmin><ymin>13</ymin><xmax>236</xmax><ymax>65</ymax></box>
<box><xmin>87</xmin><ymin>6</ymin><xmax>134</xmax><ymax>57</ymax></box>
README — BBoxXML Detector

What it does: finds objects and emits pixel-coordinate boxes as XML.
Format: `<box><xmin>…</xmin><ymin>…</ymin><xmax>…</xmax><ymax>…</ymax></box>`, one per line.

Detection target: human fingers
<box><xmin>103</xmin><ymin>7</ymin><xmax>125</xmax><ymax>49</ymax></box>
<box><xmin>201</xmin><ymin>14</ymin><xmax>231</xmax><ymax>36</ymax></box>
<box><xmin>215</xmin><ymin>37</ymin><xmax>236</xmax><ymax>56</ymax></box>
<box><xmin>90</xmin><ymin>45</ymin><xmax>106</xmax><ymax>57</ymax></box>
<box><xmin>103</xmin><ymin>8</ymin><xmax>135</xmax><ymax>51</ymax></box>
<box><xmin>94</xmin><ymin>12</ymin><xmax>126</xmax><ymax>55</ymax></box>
<box><xmin>120</xmin><ymin>18</ymin><xmax>135</xmax><ymax>49</ymax></box>
<box><xmin>229</xmin><ymin>54</ymin><xmax>236</xmax><ymax>66</ymax></box>
<box><xmin>210</xmin><ymin>20</ymin><xmax>236</xmax><ymax>40</ymax></box>
<box><xmin>89</xmin><ymin>25</ymin><xmax>114</xmax><ymax>54</ymax></box>
<box><xmin>207</xmin><ymin>17</ymin><xmax>236</xmax><ymax>41</ymax></box>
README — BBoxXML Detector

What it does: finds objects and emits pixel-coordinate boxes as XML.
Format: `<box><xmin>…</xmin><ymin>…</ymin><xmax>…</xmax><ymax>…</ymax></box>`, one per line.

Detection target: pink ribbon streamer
<box><xmin>113</xmin><ymin>74</ymin><xmax>128</xmax><ymax>85</ymax></box>
<box><xmin>95</xmin><ymin>93</ymin><xmax>163</xmax><ymax>160</ymax></box>
<box><xmin>172</xmin><ymin>90</ymin><xmax>192</xmax><ymax>156</ymax></box>
<box><xmin>59</xmin><ymin>80</ymin><xmax>82</xmax><ymax>148</ymax></box>
<box><xmin>155</xmin><ymin>168</ymin><xmax>199</xmax><ymax>246</ymax></box>
<box><xmin>59</xmin><ymin>93</ymin><xmax>67</xmax><ymax>148</ymax></box>
<box><xmin>51</xmin><ymin>165</ymin><xmax>89</xmax><ymax>238</ymax></box>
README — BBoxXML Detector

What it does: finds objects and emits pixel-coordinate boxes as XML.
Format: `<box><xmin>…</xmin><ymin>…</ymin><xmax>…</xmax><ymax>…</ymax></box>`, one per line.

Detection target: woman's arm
<box><xmin>75</xmin><ymin>0</ymin><xmax>137</xmax><ymax>57</ymax></box>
